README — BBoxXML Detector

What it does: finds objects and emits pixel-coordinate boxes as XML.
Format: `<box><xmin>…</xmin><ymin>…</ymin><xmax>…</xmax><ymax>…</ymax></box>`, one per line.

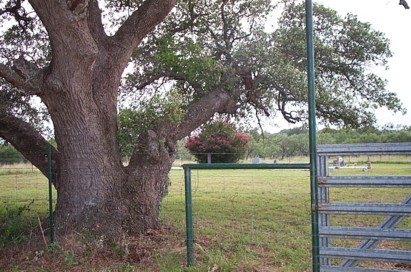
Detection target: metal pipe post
<box><xmin>48</xmin><ymin>144</ymin><xmax>54</xmax><ymax>243</ymax></box>
<box><xmin>184</xmin><ymin>166</ymin><xmax>194</xmax><ymax>266</ymax></box>
<box><xmin>305</xmin><ymin>0</ymin><xmax>320</xmax><ymax>271</ymax></box>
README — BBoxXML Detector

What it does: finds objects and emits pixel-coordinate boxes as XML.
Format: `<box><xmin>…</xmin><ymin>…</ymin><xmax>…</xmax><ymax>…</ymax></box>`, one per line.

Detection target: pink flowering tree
<box><xmin>184</xmin><ymin>121</ymin><xmax>250</xmax><ymax>163</ymax></box>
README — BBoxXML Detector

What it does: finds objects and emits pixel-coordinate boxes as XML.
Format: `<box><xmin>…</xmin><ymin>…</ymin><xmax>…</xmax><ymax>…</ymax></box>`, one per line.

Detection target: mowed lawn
<box><xmin>0</xmin><ymin>159</ymin><xmax>410</xmax><ymax>271</ymax></box>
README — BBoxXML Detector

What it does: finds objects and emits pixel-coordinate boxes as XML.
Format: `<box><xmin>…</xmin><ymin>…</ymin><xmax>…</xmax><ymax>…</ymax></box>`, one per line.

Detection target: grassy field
<box><xmin>0</xmin><ymin>159</ymin><xmax>410</xmax><ymax>271</ymax></box>
<box><xmin>162</xmin><ymin>169</ymin><xmax>313</xmax><ymax>271</ymax></box>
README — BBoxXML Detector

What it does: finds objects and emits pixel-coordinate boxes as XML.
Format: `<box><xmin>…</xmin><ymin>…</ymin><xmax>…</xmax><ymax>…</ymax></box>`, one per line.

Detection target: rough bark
<box><xmin>172</xmin><ymin>89</ymin><xmax>238</xmax><ymax>141</ymax></box>
<box><xmin>0</xmin><ymin>114</ymin><xmax>58</xmax><ymax>178</ymax></box>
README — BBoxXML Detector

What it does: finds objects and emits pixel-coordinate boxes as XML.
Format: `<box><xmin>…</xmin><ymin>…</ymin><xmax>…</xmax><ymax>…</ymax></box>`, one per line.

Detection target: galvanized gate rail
<box><xmin>317</xmin><ymin>143</ymin><xmax>411</xmax><ymax>272</ymax></box>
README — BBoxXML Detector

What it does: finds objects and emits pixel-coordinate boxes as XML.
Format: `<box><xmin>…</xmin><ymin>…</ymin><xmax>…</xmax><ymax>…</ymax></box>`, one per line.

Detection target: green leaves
<box><xmin>272</xmin><ymin>2</ymin><xmax>403</xmax><ymax>128</ymax></box>
<box><xmin>122</xmin><ymin>0</ymin><xmax>404</xmax><ymax>136</ymax></box>
<box><xmin>117</xmin><ymin>89</ymin><xmax>187</xmax><ymax>158</ymax></box>
<box><xmin>154</xmin><ymin>35</ymin><xmax>222</xmax><ymax>91</ymax></box>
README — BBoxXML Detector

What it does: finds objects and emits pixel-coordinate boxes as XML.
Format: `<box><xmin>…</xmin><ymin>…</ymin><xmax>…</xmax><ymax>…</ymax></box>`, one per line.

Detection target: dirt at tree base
<box><xmin>0</xmin><ymin>225</ymin><xmax>184</xmax><ymax>272</ymax></box>
<box><xmin>1</xmin><ymin>226</ymin><xmax>409</xmax><ymax>271</ymax></box>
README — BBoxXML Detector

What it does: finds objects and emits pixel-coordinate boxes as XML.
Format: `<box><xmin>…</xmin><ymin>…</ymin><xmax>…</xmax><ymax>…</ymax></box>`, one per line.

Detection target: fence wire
<box><xmin>1</xmin><ymin>153</ymin><xmax>410</xmax><ymax>271</ymax></box>
<box><xmin>0</xmin><ymin>160</ymin><xmax>54</xmax><ymax>247</ymax></box>
<box><xmin>162</xmin><ymin>167</ymin><xmax>313</xmax><ymax>271</ymax></box>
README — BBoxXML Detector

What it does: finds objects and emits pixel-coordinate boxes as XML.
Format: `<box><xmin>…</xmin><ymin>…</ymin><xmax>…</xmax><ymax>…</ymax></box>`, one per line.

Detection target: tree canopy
<box><xmin>124</xmin><ymin>1</ymin><xmax>405</xmax><ymax>136</ymax></box>
<box><xmin>1</xmin><ymin>1</ymin><xmax>404</xmax><ymax>148</ymax></box>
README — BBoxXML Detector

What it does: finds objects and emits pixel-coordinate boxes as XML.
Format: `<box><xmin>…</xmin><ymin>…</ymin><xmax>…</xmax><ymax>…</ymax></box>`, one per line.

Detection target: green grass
<box><xmin>0</xmin><ymin>201</ymin><xmax>37</xmax><ymax>247</ymax></box>
<box><xmin>0</xmin><ymin>169</ymin><xmax>54</xmax><ymax>218</ymax></box>
<box><xmin>161</xmin><ymin>169</ymin><xmax>312</xmax><ymax>271</ymax></box>
<box><xmin>0</xmin><ymin>159</ymin><xmax>410</xmax><ymax>271</ymax></box>
<box><xmin>160</xmin><ymin>162</ymin><xmax>411</xmax><ymax>271</ymax></box>
<box><xmin>0</xmin><ymin>167</ymin><xmax>55</xmax><ymax>250</ymax></box>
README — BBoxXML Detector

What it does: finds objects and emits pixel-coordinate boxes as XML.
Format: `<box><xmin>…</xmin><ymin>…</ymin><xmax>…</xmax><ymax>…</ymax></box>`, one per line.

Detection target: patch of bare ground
<box><xmin>0</xmin><ymin>225</ymin><xmax>185</xmax><ymax>271</ymax></box>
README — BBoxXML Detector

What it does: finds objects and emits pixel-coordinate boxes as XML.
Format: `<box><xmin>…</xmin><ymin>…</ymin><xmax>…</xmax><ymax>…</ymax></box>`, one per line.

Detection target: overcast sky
<box><xmin>268</xmin><ymin>0</ymin><xmax>411</xmax><ymax>131</ymax></box>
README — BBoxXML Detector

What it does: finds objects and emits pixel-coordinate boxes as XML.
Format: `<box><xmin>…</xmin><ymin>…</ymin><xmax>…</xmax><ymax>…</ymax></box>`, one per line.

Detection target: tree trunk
<box><xmin>41</xmin><ymin>56</ymin><xmax>176</xmax><ymax>237</ymax></box>
<box><xmin>53</xmin><ymin>160</ymin><xmax>173</xmax><ymax>237</ymax></box>
<box><xmin>52</xmin><ymin>127</ymin><xmax>175</xmax><ymax>237</ymax></box>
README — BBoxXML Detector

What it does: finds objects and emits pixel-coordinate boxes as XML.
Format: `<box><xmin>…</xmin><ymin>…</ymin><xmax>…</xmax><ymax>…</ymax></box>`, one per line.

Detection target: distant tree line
<box><xmin>0</xmin><ymin>143</ymin><xmax>27</xmax><ymax>164</ymax></box>
<box><xmin>245</xmin><ymin>126</ymin><xmax>411</xmax><ymax>160</ymax></box>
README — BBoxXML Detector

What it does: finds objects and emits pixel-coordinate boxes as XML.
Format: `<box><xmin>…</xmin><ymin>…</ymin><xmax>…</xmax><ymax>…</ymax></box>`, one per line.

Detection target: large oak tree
<box><xmin>0</xmin><ymin>0</ymin><xmax>405</xmax><ymax>238</ymax></box>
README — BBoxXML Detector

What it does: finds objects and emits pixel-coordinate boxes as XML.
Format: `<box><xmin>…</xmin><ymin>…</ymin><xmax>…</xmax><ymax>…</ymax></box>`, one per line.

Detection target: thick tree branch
<box><xmin>0</xmin><ymin>113</ymin><xmax>59</xmax><ymax>180</ymax></box>
<box><xmin>0</xmin><ymin>64</ymin><xmax>25</xmax><ymax>90</ymax></box>
<box><xmin>29</xmin><ymin>0</ymin><xmax>90</xmax><ymax>29</ymax></box>
<box><xmin>171</xmin><ymin>89</ymin><xmax>238</xmax><ymax>141</ymax></box>
<box><xmin>0</xmin><ymin>58</ymin><xmax>44</xmax><ymax>95</ymax></box>
<box><xmin>400</xmin><ymin>0</ymin><xmax>410</xmax><ymax>9</ymax></box>
<box><xmin>29</xmin><ymin>0</ymin><xmax>98</xmax><ymax>68</ymax></box>
<box><xmin>111</xmin><ymin>0</ymin><xmax>176</xmax><ymax>58</ymax></box>
<box><xmin>87</xmin><ymin>0</ymin><xmax>108</xmax><ymax>45</ymax></box>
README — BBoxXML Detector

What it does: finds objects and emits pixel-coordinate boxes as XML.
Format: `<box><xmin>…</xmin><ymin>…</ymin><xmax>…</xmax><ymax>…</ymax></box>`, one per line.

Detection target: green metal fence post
<box><xmin>48</xmin><ymin>144</ymin><xmax>54</xmax><ymax>243</ymax></box>
<box><xmin>305</xmin><ymin>0</ymin><xmax>320</xmax><ymax>271</ymax></box>
<box><xmin>184</xmin><ymin>166</ymin><xmax>194</xmax><ymax>266</ymax></box>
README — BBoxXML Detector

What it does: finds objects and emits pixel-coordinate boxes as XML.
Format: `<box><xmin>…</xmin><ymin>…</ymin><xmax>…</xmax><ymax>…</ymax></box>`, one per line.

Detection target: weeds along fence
<box><xmin>0</xmin><ymin>158</ymin><xmax>55</xmax><ymax>247</ymax></box>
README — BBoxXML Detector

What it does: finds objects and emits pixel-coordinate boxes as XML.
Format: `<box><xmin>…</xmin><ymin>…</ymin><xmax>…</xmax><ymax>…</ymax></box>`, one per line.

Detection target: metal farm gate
<box><xmin>316</xmin><ymin>143</ymin><xmax>411</xmax><ymax>271</ymax></box>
